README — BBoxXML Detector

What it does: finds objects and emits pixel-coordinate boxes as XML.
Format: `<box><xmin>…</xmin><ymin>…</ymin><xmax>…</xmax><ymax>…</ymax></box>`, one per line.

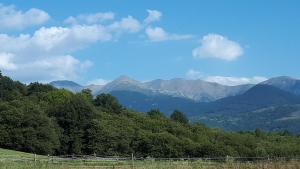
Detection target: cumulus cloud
<box><xmin>108</xmin><ymin>16</ymin><xmax>142</xmax><ymax>33</ymax></box>
<box><xmin>0</xmin><ymin>4</ymin><xmax>49</xmax><ymax>30</ymax></box>
<box><xmin>144</xmin><ymin>9</ymin><xmax>162</xmax><ymax>24</ymax></box>
<box><xmin>0</xmin><ymin>53</ymin><xmax>17</xmax><ymax>70</ymax></box>
<box><xmin>185</xmin><ymin>69</ymin><xmax>267</xmax><ymax>86</ymax></box>
<box><xmin>64</xmin><ymin>12</ymin><xmax>115</xmax><ymax>25</ymax></box>
<box><xmin>193</xmin><ymin>34</ymin><xmax>243</xmax><ymax>61</ymax></box>
<box><xmin>32</xmin><ymin>25</ymin><xmax>112</xmax><ymax>52</ymax></box>
<box><xmin>145</xmin><ymin>27</ymin><xmax>192</xmax><ymax>42</ymax></box>
<box><xmin>185</xmin><ymin>69</ymin><xmax>203</xmax><ymax>79</ymax></box>
<box><xmin>0</xmin><ymin>25</ymin><xmax>112</xmax><ymax>59</ymax></box>
<box><xmin>0</xmin><ymin>8</ymin><xmax>193</xmax><ymax>82</ymax></box>
<box><xmin>5</xmin><ymin>55</ymin><xmax>91</xmax><ymax>83</ymax></box>
<box><xmin>0</xmin><ymin>25</ymin><xmax>111</xmax><ymax>82</ymax></box>
<box><xmin>0</xmin><ymin>13</ymin><xmax>146</xmax><ymax>82</ymax></box>
<box><xmin>87</xmin><ymin>78</ymin><xmax>110</xmax><ymax>86</ymax></box>
<box><xmin>205</xmin><ymin>76</ymin><xmax>267</xmax><ymax>86</ymax></box>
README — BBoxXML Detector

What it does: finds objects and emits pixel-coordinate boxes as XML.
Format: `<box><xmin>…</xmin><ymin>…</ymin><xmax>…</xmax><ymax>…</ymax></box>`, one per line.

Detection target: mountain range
<box><xmin>50</xmin><ymin>75</ymin><xmax>254</xmax><ymax>102</ymax></box>
<box><xmin>50</xmin><ymin>76</ymin><xmax>300</xmax><ymax>133</ymax></box>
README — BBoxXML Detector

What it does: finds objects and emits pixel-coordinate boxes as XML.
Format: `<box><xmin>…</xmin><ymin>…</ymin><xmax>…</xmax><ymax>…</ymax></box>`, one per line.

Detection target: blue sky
<box><xmin>0</xmin><ymin>0</ymin><xmax>299</xmax><ymax>86</ymax></box>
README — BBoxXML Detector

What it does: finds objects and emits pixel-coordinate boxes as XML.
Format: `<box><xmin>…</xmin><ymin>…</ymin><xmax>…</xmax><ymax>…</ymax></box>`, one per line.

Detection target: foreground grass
<box><xmin>1</xmin><ymin>160</ymin><xmax>300</xmax><ymax>169</ymax></box>
<box><xmin>0</xmin><ymin>148</ymin><xmax>47</xmax><ymax>159</ymax></box>
<box><xmin>1</xmin><ymin>148</ymin><xmax>300</xmax><ymax>169</ymax></box>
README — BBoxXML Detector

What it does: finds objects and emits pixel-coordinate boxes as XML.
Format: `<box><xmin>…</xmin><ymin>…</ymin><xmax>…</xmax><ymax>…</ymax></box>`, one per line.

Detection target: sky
<box><xmin>0</xmin><ymin>0</ymin><xmax>299</xmax><ymax>86</ymax></box>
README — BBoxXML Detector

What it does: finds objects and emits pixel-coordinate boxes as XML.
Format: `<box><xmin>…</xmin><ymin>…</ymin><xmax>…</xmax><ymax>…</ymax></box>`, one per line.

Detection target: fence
<box><xmin>1</xmin><ymin>154</ymin><xmax>300</xmax><ymax>168</ymax></box>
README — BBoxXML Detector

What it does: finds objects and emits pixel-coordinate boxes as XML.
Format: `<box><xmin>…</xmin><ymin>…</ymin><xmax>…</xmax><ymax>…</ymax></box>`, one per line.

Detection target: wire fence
<box><xmin>1</xmin><ymin>154</ymin><xmax>300</xmax><ymax>164</ymax></box>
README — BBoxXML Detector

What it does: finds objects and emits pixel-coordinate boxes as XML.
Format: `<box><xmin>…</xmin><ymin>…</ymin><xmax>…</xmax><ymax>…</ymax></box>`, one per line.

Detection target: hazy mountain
<box><xmin>143</xmin><ymin>78</ymin><xmax>253</xmax><ymax>102</ymax></box>
<box><xmin>110</xmin><ymin>84</ymin><xmax>300</xmax><ymax>117</ymax></box>
<box><xmin>49</xmin><ymin>76</ymin><xmax>300</xmax><ymax>105</ymax></box>
<box><xmin>94</xmin><ymin>76</ymin><xmax>254</xmax><ymax>102</ymax></box>
<box><xmin>50</xmin><ymin>81</ymin><xmax>104</xmax><ymax>94</ymax></box>
<box><xmin>50</xmin><ymin>80</ymin><xmax>83</xmax><ymax>93</ymax></box>
<box><xmin>261</xmin><ymin>76</ymin><xmax>300</xmax><ymax>95</ymax></box>
<box><xmin>85</xmin><ymin>84</ymin><xmax>104</xmax><ymax>95</ymax></box>
<box><xmin>50</xmin><ymin>76</ymin><xmax>254</xmax><ymax>102</ymax></box>
<box><xmin>99</xmin><ymin>76</ymin><xmax>153</xmax><ymax>95</ymax></box>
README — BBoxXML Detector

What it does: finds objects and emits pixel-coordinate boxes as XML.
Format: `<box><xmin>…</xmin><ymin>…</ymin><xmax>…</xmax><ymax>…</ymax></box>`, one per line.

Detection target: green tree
<box><xmin>0</xmin><ymin>75</ymin><xmax>26</xmax><ymax>101</ymax></box>
<box><xmin>50</xmin><ymin>94</ymin><xmax>96</xmax><ymax>154</ymax></box>
<box><xmin>170</xmin><ymin>110</ymin><xmax>188</xmax><ymax>124</ymax></box>
<box><xmin>0</xmin><ymin>100</ymin><xmax>59</xmax><ymax>154</ymax></box>
<box><xmin>147</xmin><ymin>109</ymin><xmax>165</xmax><ymax>118</ymax></box>
<box><xmin>27</xmin><ymin>82</ymin><xmax>55</xmax><ymax>96</ymax></box>
<box><xmin>81</xmin><ymin>89</ymin><xmax>93</xmax><ymax>102</ymax></box>
<box><xmin>94</xmin><ymin>93</ymin><xmax>123</xmax><ymax>113</ymax></box>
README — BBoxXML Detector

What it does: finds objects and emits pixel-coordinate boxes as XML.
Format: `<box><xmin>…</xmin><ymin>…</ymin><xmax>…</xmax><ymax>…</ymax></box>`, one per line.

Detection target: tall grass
<box><xmin>0</xmin><ymin>160</ymin><xmax>300</xmax><ymax>169</ymax></box>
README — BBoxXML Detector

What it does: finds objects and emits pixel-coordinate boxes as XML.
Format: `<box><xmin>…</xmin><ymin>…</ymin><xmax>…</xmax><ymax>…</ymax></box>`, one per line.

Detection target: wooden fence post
<box><xmin>131</xmin><ymin>153</ymin><xmax>134</xmax><ymax>169</ymax></box>
<box><xmin>34</xmin><ymin>154</ymin><xmax>37</xmax><ymax>162</ymax></box>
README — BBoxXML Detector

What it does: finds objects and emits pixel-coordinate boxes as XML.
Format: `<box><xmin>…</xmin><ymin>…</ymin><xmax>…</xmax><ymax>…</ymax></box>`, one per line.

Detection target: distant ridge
<box><xmin>192</xmin><ymin>84</ymin><xmax>300</xmax><ymax>133</ymax></box>
<box><xmin>50</xmin><ymin>76</ymin><xmax>254</xmax><ymax>102</ymax></box>
<box><xmin>261</xmin><ymin>76</ymin><xmax>300</xmax><ymax>95</ymax></box>
<box><xmin>49</xmin><ymin>80</ymin><xmax>83</xmax><ymax>93</ymax></box>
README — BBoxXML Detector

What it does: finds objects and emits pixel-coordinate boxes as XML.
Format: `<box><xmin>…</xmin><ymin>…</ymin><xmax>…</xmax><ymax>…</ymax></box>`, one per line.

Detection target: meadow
<box><xmin>1</xmin><ymin>160</ymin><xmax>300</xmax><ymax>169</ymax></box>
<box><xmin>1</xmin><ymin>148</ymin><xmax>300</xmax><ymax>169</ymax></box>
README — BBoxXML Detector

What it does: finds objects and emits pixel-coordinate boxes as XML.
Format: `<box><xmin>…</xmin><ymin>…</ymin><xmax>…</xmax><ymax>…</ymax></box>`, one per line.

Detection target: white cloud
<box><xmin>0</xmin><ymin>25</ymin><xmax>112</xmax><ymax>60</ymax></box>
<box><xmin>145</xmin><ymin>27</ymin><xmax>192</xmax><ymax>42</ymax></box>
<box><xmin>0</xmin><ymin>8</ymin><xmax>194</xmax><ymax>82</ymax></box>
<box><xmin>32</xmin><ymin>25</ymin><xmax>112</xmax><ymax>52</ymax></box>
<box><xmin>0</xmin><ymin>52</ymin><xmax>17</xmax><ymax>70</ymax></box>
<box><xmin>186</xmin><ymin>69</ymin><xmax>203</xmax><ymax>79</ymax></box>
<box><xmin>205</xmin><ymin>76</ymin><xmax>267</xmax><ymax>86</ymax></box>
<box><xmin>193</xmin><ymin>34</ymin><xmax>243</xmax><ymax>61</ymax></box>
<box><xmin>185</xmin><ymin>69</ymin><xmax>267</xmax><ymax>86</ymax></box>
<box><xmin>145</xmin><ymin>27</ymin><xmax>166</xmax><ymax>41</ymax></box>
<box><xmin>108</xmin><ymin>16</ymin><xmax>142</xmax><ymax>33</ymax></box>
<box><xmin>80</xmin><ymin>60</ymin><xmax>93</xmax><ymax>70</ymax></box>
<box><xmin>0</xmin><ymin>25</ymin><xmax>112</xmax><ymax>82</ymax></box>
<box><xmin>0</xmin><ymin>15</ymin><xmax>144</xmax><ymax>82</ymax></box>
<box><xmin>6</xmin><ymin>55</ymin><xmax>90</xmax><ymax>83</ymax></box>
<box><xmin>0</xmin><ymin>4</ymin><xmax>49</xmax><ymax>30</ymax></box>
<box><xmin>87</xmin><ymin>78</ymin><xmax>110</xmax><ymax>86</ymax></box>
<box><xmin>64</xmin><ymin>12</ymin><xmax>114</xmax><ymax>25</ymax></box>
<box><xmin>0</xmin><ymin>10</ymin><xmax>148</xmax><ymax>82</ymax></box>
<box><xmin>144</xmin><ymin>9</ymin><xmax>162</xmax><ymax>24</ymax></box>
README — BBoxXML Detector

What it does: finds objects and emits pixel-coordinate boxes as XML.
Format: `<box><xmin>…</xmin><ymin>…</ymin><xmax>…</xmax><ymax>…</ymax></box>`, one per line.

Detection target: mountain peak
<box><xmin>113</xmin><ymin>75</ymin><xmax>139</xmax><ymax>84</ymax></box>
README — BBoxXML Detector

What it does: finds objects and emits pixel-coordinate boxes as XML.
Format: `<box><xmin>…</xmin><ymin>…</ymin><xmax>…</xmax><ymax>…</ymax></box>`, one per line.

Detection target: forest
<box><xmin>0</xmin><ymin>72</ymin><xmax>300</xmax><ymax>158</ymax></box>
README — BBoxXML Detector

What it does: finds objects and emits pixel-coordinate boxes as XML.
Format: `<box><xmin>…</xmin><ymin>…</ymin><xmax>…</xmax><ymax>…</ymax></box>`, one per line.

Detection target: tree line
<box><xmin>0</xmin><ymin>72</ymin><xmax>300</xmax><ymax>157</ymax></box>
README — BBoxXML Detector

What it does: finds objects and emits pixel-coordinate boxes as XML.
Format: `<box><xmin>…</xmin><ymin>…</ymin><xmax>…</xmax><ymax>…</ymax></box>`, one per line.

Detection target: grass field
<box><xmin>1</xmin><ymin>148</ymin><xmax>300</xmax><ymax>169</ymax></box>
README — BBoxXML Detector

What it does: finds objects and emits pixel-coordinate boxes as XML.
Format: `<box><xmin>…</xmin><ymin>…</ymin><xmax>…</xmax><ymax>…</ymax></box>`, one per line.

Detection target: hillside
<box><xmin>200</xmin><ymin>84</ymin><xmax>300</xmax><ymax>114</ymax></box>
<box><xmin>110</xmin><ymin>90</ymin><xmax>199</xmax><ymax>116</ymax></box>
<box><xmin>194</xmin><ymin>104</ymin><xmax>300</xmax><ymax>133</ymax></box>
<box><xmin>192</xmin><ymin>85</ymin><xmax>300</xmax><ymax>133</ymax></box>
